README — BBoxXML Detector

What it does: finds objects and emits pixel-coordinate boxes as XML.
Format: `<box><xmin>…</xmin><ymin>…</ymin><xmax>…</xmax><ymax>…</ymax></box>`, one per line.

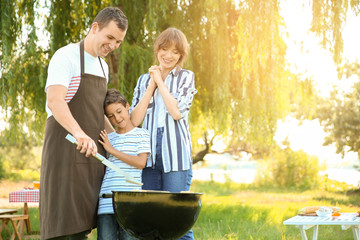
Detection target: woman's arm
<box><xmin>130</xmin><ymin>75</ymin><xmax>157</xmax><ymax>126</ymax></box>
<box><xmin>150</xmin><ymin>66</ymin><xmax>182</xmax><ymax>120</ymax></box>
<box><xmin>170</xmin><ymin>70</ymin><xmax>197</xmax><ymax>119</ymax></box>
<box><xmin>98</xmin><ymin>130</ymin><xmax>148</xmax><ymax>169</ymax></box>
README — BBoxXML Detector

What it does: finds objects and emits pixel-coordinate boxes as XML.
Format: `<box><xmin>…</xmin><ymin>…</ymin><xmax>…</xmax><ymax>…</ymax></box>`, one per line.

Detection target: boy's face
<box><xmin>105</xmin><ymin>102</ymin><xmax>130</xmax><ymax>130</ymax></box>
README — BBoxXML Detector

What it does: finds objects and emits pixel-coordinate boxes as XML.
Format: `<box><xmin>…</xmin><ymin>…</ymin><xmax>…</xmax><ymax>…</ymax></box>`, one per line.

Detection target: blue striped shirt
<box><xmin>130</xmin><ymin>66</ymin><xmax>197</xmax><ymax>173</ymax></box>
<box><xmin>98</xmin><ymin>128</ymin><xmax>150</xmax><ymax>215</ymax></box>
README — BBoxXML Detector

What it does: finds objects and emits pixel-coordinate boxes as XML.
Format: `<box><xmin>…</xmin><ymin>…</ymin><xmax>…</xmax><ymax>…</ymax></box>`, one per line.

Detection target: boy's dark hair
<box><xmin>93</xmin><ymin>7</ymin><xmax>128</xmax><ymax>31</ymax></box>
<box><xmin>104</xmin><ymin>88</ymin><xmax>128</xmax><ymax>108</ymax></box>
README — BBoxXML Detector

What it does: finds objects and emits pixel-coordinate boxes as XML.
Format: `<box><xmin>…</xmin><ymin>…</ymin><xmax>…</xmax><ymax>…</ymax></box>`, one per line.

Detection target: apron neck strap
<box><xmin>80</xmin><ymin>40</ymin><xmax>85</xmax><ymax>75</ymax></box>
<box><xmin>79</xmin><ymin>40</ymin><xmax>106</xmax><ymax>78</ymax></box>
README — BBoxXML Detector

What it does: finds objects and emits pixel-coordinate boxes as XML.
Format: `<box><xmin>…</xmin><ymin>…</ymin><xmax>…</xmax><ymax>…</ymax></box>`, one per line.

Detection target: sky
<box><xmin>275</xmin><ymin>0</ymin><xmax>360</xmax><ymax>166</ymax></box>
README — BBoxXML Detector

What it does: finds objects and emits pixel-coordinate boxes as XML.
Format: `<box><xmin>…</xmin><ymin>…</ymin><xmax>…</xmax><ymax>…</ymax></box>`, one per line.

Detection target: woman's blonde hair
<box><xmin>153</xmin><ymin>28</ymin><xmax>189</xmax><ymax>67</ymax></box>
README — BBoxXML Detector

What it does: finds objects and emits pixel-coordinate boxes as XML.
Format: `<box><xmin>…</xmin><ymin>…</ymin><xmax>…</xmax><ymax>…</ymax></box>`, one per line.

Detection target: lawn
<box><xmin>1</xmin><ymin>180</ymin><xmax>360</xmax><ymax>239</ymax></box>
<box><xmin>191</xmin><ymin>181</ymin><xmax>360</xmax><ymax>239</ymax></box>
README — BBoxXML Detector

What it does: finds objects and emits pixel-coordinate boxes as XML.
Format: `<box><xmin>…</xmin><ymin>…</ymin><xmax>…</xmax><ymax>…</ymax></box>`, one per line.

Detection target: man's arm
<box><xmin>47</xmin><ymin>85</ymin><xmax>97</xmax><ymax>157</ymax></box>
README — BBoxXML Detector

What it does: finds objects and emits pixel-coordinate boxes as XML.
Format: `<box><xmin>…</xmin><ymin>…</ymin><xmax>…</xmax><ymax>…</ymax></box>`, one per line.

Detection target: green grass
<box><xmin>2</xmin><ymin>180</ymin><xmax>360</xmax><ymax>239</ymax></box>
<box><xmin>191</xmin><ymin>181</ymin><xmax>360</xmax><ymax>239</ymax></box>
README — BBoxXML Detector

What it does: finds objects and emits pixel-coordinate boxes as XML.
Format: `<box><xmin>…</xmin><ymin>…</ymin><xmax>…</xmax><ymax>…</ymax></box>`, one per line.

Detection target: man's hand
<box><xmin>74</xmin><ymin>132</ymin><xmax>97</xmax><ymax>157</ymax></box>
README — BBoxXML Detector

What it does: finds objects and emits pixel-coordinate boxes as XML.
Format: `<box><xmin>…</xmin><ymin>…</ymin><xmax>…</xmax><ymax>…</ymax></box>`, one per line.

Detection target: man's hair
<box><xmin>93</xmin><ymin>7</ymin><xmax>128</xmax><ymax>31</ymax></box>
<box><xmin>104</xmin><ymin>88</ymin><xmax>128</xmax><ymax>108</ymax></box>
<box><xmin>154</xmin><ymin>28</ymin><xmax>189</xmax><ymax>67</ymax></box>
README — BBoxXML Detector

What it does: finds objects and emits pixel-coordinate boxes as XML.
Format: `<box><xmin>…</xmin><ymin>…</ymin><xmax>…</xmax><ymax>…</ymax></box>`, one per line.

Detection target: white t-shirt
<box><xmin>98</xmin><ymin>128</ymin><xmax>151</xmax><ymax>215</ymax></box>
<box><xmin>45</xmin><ymin>43</ymin><xmax>109</xmax><ymax>118</ymax></box>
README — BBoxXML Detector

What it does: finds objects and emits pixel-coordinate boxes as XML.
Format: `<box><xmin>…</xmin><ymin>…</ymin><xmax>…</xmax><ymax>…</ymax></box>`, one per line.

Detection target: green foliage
<box><xmin>311</xmin><ymin>0</ymin><xmax>346</xmax><ymax>64</ymax></box>
<box><xmin>315</xmin><ymin>61</ymin><xmax>360</xmax><ymax>158</ymax></box>
<box><xmin>316</xmin><ymin>173</ymin><xmax>356</xmax><ymax>193</ymax></box>
<box><xmin>0</xmin><ymin>160</ymin><xmax>5</xmax><ymax>180</ymax></box>
<box><xmin>231</xmin><ymin>0</ymin><xmax>288</xmax><ymax>148</ymax></box>
<box><xmin>317</xmin><ymin>81</ymin><xmax>360</xmax><ymax>157</ymax></box>
<box><xmin>0</xmin><ymin>0</ymin><xmax>19</xmax><ymax>58</ymax></box>
<box><xmin>0</xmin><ymin>146</ymin><xmax>41</xmax><ymax>180</ymax></box>
<box><xmin>1</xmin><ymin>0</ymin><xmax>356</xmax><ymax>162</ymax></box>
<box><xmin>310</xmin><ymin>0</ymin><xmax>360</xmax><ymax>65</ymax></box>
<box><xmin>256</xmin><ymin>144</ymin><xmax>321</xmax><ymax>189</ymax></box>
<box><xmin>291</xmin><ymin>77</ymin><xmax>321</xmax><ymax>121</ymax></box>
<box><xmin>1</xmin><ymin>0</ymin><xmax>47</xmax><ymax>146</ymax></box>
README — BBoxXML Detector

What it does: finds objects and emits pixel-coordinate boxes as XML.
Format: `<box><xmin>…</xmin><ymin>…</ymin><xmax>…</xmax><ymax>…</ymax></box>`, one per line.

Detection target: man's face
<box><xmin>90</xmin><ymin>20</ymin><xmax>127</xmax><ymax>57</ymax></box>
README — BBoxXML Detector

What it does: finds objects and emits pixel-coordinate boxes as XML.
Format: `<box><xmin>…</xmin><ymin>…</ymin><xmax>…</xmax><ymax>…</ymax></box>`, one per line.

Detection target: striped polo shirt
<box><xmin>130</xmin><ymin>66</ymin><xmax>197</xmax><ymax>173</ymax></box>
<box><xmin>98</xmin><ymin>128</ymin><xmax>151</xmax><ymax>215</ymax></box>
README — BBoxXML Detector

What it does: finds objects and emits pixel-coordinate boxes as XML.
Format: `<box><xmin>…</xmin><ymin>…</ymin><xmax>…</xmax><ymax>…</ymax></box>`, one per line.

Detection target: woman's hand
<box><xmin>98</xmin><ymin>130</ymin><xmax>114</xmax><ymax>153</ymax></box>
<box><xmin>149</xmin><ymin>65</ymin><xmax>163</xmax><ymax>85</ymax></box>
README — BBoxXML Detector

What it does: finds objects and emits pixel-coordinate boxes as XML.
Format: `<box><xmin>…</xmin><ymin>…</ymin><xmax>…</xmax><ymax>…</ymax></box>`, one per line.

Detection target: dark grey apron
<box><xmin>40</xmin><ymin>40</ymin><xmax>106</xmax><ymax>239</ymax></box>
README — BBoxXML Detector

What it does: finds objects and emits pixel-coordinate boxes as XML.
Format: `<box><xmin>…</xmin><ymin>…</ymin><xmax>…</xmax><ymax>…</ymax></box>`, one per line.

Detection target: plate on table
<box><xmin>316</xmin><ymin>211</ymin><xmax>332</xmax><ymax>217</ymax></box>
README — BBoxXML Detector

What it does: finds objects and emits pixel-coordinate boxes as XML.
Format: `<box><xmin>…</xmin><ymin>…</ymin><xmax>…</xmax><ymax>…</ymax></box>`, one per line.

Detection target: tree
<box><xmin>317</xmin><ymin>65</ymin><xmax>360</xmax><ymax>157</ymax></box>
<box><xmin>174</xmin><ymin>0</ymin><xmax>308</xmax><ymax>159</ymax></box>
<box><xmin>310</xmin><ymin>0</ymin><xmax>360</xmax><ymax>65</ymax></box>
<box><xmin>1</xmin><ymin>0</ymin><xmax>47</xmax><ymax>146</ymax></box>
<box><xmin>1</xmin><ymin>0</ymin><xmax>319</xmax><ymax>161</ymax></box>
<box><xmin>310</xmin><ymin>1</ymin><xmax>360</xmax><ymax>158</ymax></box>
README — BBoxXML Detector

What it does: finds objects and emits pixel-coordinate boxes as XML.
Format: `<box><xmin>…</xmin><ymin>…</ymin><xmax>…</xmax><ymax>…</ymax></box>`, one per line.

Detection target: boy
<box><xmin>97</xmin><ymin>88</ymin><xmax>150</xmax><ymax>240</ymax></box>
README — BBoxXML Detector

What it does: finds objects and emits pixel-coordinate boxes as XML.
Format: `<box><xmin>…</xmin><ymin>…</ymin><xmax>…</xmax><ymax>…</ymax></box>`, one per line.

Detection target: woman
<box><xmin>130</xmin><ymin>27</ymin><xmax>197</xmax><ymax>240</ymax></box>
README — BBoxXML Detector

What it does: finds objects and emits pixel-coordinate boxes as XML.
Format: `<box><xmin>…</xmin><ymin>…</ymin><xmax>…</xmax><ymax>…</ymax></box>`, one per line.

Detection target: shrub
<box><xmin>0</xmin><ymin>159</ymin><xmax>5</xmax><ymax>179</ymax></box>
<box><xmin>255</xmin><ymin>146</ymin><xmax>320</xmax><ymax>189</ymax></box>
<box><xmin>0</xmin><ymin>146</ymin><xmax>41</xmax><ymax>180</ymax></box>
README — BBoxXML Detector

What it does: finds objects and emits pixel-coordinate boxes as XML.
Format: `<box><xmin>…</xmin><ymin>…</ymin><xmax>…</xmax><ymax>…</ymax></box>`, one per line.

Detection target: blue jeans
<box><xmin>97</xmin><ymin>214</ymin><xmax>137</xmax><ymax>240</ymax></box>
<box><xmin>142</xmin><ymin>127</ymin><xmax>194</xmax><ymax>240</ymax></box>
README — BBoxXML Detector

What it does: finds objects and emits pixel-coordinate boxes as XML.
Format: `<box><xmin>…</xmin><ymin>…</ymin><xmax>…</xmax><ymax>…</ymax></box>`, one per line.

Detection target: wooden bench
<box><xmin>0</xmin><ymin>209</ymin><xmax>18</xmax><ymax>215</ymax></box>
<box><xmin>0</xmin><ymin>214</ymin><xmax>29</xmax><ymax>240</ymax></box>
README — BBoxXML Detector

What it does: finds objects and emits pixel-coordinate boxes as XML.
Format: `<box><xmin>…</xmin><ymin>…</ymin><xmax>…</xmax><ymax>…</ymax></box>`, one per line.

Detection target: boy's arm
<box><xmin>98</xmin><ymin>130</ymin><xmax>148</xmax><ymax>169</ymax></box>
<box><xmin>107</xmin><ymin>149</ymin><xmax>148</xmax><ymax>170</ymax></box>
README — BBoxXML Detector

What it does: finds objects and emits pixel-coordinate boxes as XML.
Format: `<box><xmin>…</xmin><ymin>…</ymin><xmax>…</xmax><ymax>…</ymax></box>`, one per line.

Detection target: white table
<box><xmin>283</xmin><ymin>213</ymin><xmax>360</xmax><ymax>240</ymax></box>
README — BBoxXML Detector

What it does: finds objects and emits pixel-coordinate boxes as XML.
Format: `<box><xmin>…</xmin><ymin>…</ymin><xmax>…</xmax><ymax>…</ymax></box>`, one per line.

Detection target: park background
<box><xmin>2</xmin><ymin>0</ymin><xmax>360</xmax><ymax>239</ymax></box>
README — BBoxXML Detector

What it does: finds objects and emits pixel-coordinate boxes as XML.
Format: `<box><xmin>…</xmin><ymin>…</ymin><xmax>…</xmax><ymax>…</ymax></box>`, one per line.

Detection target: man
<box><xmin>40</xmin><ymin>7</ymin><xmax>127</xmax><ymax>239</ymax></box>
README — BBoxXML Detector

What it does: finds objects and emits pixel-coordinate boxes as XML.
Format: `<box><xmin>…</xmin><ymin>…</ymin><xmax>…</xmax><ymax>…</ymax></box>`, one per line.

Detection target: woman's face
<box><xmin>157</xmin><ymin>44</ymin><xmax>181</xmax><ymax>72</ymax></box>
